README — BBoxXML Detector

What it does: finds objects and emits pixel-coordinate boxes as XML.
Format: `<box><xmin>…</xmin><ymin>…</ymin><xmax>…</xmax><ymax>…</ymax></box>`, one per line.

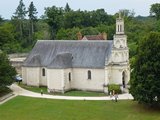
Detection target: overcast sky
<box><xmin>0</xmin><ymin>0</ymin><xmax>159</xmax><ymax>19</ymax></box>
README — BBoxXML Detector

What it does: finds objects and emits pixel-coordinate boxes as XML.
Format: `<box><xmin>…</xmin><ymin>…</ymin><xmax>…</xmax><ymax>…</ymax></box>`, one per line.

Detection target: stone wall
<box><xmin>9</xmin><ymin>53</ymin><xmax>27</xmax><ymax>74</ymax></box>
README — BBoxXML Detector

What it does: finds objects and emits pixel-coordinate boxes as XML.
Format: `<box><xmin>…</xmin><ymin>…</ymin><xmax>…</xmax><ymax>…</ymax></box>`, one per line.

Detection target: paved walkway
<box><xmin>9</xmin><ymin>84</ymin><xmax>133</xmax><ymax>100</ymax></box>
<box><xmin>0</xmin><ymin>83</ymin><xmax>133</xmax><ymax>104</ymax></box>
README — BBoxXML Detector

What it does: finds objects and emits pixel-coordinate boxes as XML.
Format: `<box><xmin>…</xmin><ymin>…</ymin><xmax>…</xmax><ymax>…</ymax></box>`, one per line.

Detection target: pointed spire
<box><xmin>116</xmin><ymin>10</ymin><xmax>124</xmax><ymax>35</ymax></box>
<box><xmin>119</xmin><ymin>10</ymin><xmax>122</xmax><ymax>19</ymax></box>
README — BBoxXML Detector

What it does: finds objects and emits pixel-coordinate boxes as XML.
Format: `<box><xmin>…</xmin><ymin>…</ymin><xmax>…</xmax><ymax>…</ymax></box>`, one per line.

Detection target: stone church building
<box><xmin>22</xmin><ymin>15</ymin><xmax>130</xmax><ymax>93</ymax></box>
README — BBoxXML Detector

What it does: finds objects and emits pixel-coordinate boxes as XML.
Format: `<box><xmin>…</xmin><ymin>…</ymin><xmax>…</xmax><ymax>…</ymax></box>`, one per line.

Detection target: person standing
<box><xmin>41</xmin><ymin>89</ymin><xmax>43</xmax><ymax>96</ymax></box>
<box><xmin>115</xmin><ymin>93</ymin><xmax>118</xmax><ymax>102</ymax></box>
<box><xmin>109</xmin><ymin>91</ymin><xmax>113</xmax><ymax>100</ymax></box>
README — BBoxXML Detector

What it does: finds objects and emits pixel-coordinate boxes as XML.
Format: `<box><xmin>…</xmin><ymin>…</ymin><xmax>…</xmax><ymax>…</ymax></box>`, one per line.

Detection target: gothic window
<box><xmin>88</xmin><ymin>70</ymin><xmax>91</xmax><ymax>80</ymax></box>
<box><xmin>42</xmin><ymin>68</ymin><xmax>45</xmax><ymax>76</ymax></box>
<box><xmin>118</xmin><ymin>25</ymin><xmax>119</xmax><ymax>32</ymax></box>
<box><xmin>69</xmin><ymin>72</ymin><xmax>71</xmax><ymax>82</ymax></box>
<box><xmin>120</xmin><ymin>25</ymin><xmax>122</xmax><ymax>32</ymax></box>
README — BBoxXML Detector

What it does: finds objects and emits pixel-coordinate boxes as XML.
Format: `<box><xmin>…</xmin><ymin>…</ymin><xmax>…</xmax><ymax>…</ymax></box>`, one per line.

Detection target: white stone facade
<box><xmin>22</xmin><ymin>15</ymin><xmax>130</xmax><ymax>93</ymax></box>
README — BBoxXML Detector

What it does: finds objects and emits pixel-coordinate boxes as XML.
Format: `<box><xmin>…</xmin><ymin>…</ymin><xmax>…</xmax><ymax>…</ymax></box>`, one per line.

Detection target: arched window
<box><xmin>69</xmin><ymin>72</ymin><xmax>71</xmax><ymax>81</ymax></box>
<box><xmin>118</xmin><ymin>25</ymin><xmax>120</xmax><ymax>32</ymax></box>
<box><xmin>42</xmin><ymin>68</ymin><xmax>45</xmax><ymax>76</ymax></box>
<box><xmin>88</xmin><ymin>70</ymin><xmax>91</xmax><ymax>80</ymax></box>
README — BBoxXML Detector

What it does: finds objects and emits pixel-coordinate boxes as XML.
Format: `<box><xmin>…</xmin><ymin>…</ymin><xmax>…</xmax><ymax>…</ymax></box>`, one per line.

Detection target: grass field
<box><xmin>19</xmin><ymin>84</ymin><xmax>106</xmax><ymax>96</ymax></box>
<box><xmin>0</xmin><ymin>96</ymin><xmax>160</xmax><ymax>120</ymax></box>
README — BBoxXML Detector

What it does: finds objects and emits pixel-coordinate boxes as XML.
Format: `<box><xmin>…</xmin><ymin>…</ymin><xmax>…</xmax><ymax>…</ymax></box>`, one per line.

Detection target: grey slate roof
<box><xmin>23</xmin><ymin>40</ymin><xmax>113</xmax><ymax>69</ymax></box>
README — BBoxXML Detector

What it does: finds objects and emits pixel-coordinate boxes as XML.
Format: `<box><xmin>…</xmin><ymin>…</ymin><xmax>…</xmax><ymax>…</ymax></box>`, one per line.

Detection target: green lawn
<box><xmin>19</xmin><ymin>84</ymin><xmax>106</xmax><ymax>96</ymax></box>
<box><xmin>0</xmin><ymin>96</ymin><xmax>160</xmax><ymax>120</ymax></box>
<box><xmin>19</xmin><ymin>83</ymin><xmax>48</xmax><ymax>94</ymax></box>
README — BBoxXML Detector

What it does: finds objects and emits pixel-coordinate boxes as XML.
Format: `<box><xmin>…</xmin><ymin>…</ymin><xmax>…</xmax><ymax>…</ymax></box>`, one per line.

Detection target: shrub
<box><xmin>108</xmin><ymin>84</ymin><xmax>121</xmax><ymax>94</ymax></box>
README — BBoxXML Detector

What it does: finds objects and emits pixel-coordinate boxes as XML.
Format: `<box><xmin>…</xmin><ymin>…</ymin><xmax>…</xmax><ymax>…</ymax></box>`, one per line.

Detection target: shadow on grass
<box><xmin>0</xmin><ymin>87</ymin><xmax>12</xmax><ymax>97</ymax></box>
<box><xmin>131</xmin><ymin>101</ymin><xmax>160</xmax><ymax>113</ymax></box>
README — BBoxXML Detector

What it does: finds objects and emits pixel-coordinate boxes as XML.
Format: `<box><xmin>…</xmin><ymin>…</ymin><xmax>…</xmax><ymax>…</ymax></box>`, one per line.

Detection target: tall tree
<box><xmin>13</xmin><ymin>0</ymin><xmax>27</xmax><ymax>39</ymax></box>
<box><xmin>130</xmin><ymin>32</ymin><xmax>160</xmax><ymax>107</ymax></box>
<box><xmin>150</xmin><ymin>3</ymin><xmax>160</xmax><ymax>20</ymax></box>
<box><xmin>0</xmin><ymin>52</ymin><xmax>16</xmax><ymax>93</ymax></box>
<box><xmin>64</xmin><ymin>3</ymin><xmax>71</xmax><ymax>12</ymax></box>
<box><xmin>45</xmin><ymin>6</ymin><xmax>64</xmax><ymax>39</ymax></box>
<box><xmin>28</xmin><ymin>1</ymin><xmax>38</xmax><ymax>44</ymax></box>
<box><xmin>0</xmin><ymin>16</ymin><xmax>3</xmax><ymax>25</ymax></box>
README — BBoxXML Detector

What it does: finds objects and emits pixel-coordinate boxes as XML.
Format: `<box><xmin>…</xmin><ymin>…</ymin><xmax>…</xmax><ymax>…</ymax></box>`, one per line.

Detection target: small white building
<box><xmin>22</xmin><ymin>16</ymin><xmax>130</xmax><ymax>93</ymax></box>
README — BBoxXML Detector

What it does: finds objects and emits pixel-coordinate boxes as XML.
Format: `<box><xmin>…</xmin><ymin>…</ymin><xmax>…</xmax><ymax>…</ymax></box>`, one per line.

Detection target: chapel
<box><xmin>22</xmin><ymin>15</ymin><xmax>130</xmax><ymax>93</ymax></box>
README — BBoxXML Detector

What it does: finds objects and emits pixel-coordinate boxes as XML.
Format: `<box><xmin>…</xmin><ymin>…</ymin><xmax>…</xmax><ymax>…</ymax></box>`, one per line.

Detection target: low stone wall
<box><xmin>0</xmin><ymin>93</ymin><xmax>14</xmax><ymax>102</ymax></box>
<box><xmin>9</xmin><ymin>53</ymin><xmax>28</xmax><ymax>58</ymax></box>
<box><xmin>10</xmin><ymin>59</ymin><xmax>25</xmax><ymax>74</ymax></box>
<box><xmin>9</xmin><ymin>53</ymin><xmax>27</xmax><ymax>74</ymax></box>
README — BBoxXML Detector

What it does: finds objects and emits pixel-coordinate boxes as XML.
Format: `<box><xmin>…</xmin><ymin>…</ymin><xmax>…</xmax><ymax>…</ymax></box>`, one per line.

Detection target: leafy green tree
<box><xmin>56</xmin><ymin>27</ymin><xmax>80</xmax><ymax>40</ymax></box>
<box><xmin>0</xmin><ymin>52</ymin><xmax>16</xmax><ymax>93</ymax></box>
<box><xmin>96</xmin><ymin>24</ymin><xmax>115</xmax><ymax>39</ymax></box>
<box><xmin>81</xmin><ymin>27</ymin><xmax>99</xmax><ymax>35</ymax></box>
<box><xmin>130</xmin><ymin>32</ymin><xmax>160</xmax><ymax>106</ymax></box>
<box><xmin>0</xmin><ymin>23</ymin><xmax>21</xmax><ymax>53</ymax></box>
<box><xmin>34</xmin><ymin>19</ymin><xmax>50</xmax><ymax>40</ymax></box>
<box><xmin>45</xmin><ymin>6</ymin><xmax>64</xmax><ymax>39</ymax></box>
<box><xmin>150</xmin><ymin>3</ymin><xmax>160</xmax><ymax>20</ymax></box>
<box><xmin>28</xmin><ymin>1</ymin><xmax>38</xmax><ymax>44</ymax></box>
<box><xmin>64</xmin><ymin>10</ymin><xmax>84</xmax><ymax>28</ymax></box>
<box><xmin>90</xmin><ymin>9</ymin><xmax>114</xmax><ymax>26</ymax></box>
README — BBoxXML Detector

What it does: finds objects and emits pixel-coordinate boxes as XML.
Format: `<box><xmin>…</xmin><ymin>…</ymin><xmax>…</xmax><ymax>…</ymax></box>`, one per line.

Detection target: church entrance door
<box><xmin>122</xmin><ymin>71</ymin><xmax>126</xmax><ymax>88</ymax></box>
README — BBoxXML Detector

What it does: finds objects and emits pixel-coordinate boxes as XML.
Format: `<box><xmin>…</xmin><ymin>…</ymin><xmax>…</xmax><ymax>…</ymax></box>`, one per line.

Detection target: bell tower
<box><xmin>111</xmin><ymin>11</ymin><xmax>129</xmax><ymax>63</ymax></box>
<box><xmin>106</xmin><ymin>11</ymin><xmax>130</xmax><ymax>91</ymax></box>
<box><xmin>113</xmin><ymin>12</ymin><xmax>127</xmax><ymax>49</ymax></box>
<box><xmin>116</xmin><ymin>12</ymin><xmax>124</xmax><ymax>35</ymax></box>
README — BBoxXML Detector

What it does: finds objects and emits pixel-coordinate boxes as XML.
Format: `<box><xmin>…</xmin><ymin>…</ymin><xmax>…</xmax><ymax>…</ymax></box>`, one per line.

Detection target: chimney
<box><xmin>77</xmin><ymin>32</ymin><xmax>82</xmax><ymax>40</ymax></box>
<box><xmin>102</xmin><ymin>32</ymin><xmax>107</xmax><ymax>40</ymax></box>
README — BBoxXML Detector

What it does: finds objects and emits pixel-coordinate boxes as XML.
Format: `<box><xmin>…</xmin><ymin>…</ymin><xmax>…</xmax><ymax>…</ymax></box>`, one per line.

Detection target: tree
<box><xmin>0</xmin><ymin>16</ymin><xmax>3</xmax><ymax>25</ymax></box>
<box><xmin>119</xmin><ymin>9</ymin><xmax>135</xmax><ymax>18</ymax></box>
<box><xmin>130</xmin><ymin>32</ymin><xmax>160</xmax><ymax>107</ymax></box>
<box><xmin>150</xmin><ymin>3</ymin><xmax>160</xmax><ymax>20</ymax></box>
<box><xmin>45</xmin><ymin>6</ymin><xmax>64</xmax><ymax>39</ymax></box>
<box><xmin>90</xmin><ymin>9</ymin><xmax>114</xmax><ymax>26</ymax></box>
<box><xmin>64</xmin><ymin>3</ymin><xmax>71</xmax><ymax>12</ymax></box>
<box><xmin>0</xmin><ymin>23</ymin><xmax>21</xmax><ymax>53</ymax></box>
<box><xmin>0</xmin><ymin>52</ymin><xmax>16</xmax><ymax>93</ymax></box>
<box><xmin>28</xmin><ymin>1</ymin><xmax>38</xmax><ymax>44</ymax></box>
<box><xmin>64</xmin><ymin>10</ymin><xmax>84</xmax><ymax>28</ymax></box>
<box><xmin>56</xmin><ymin>27</ymin><xmax>81</xmax><ymax>40</ymax></box>
<box><xmin>13</xmin><ymin>0</ymin><xmax>27</xmax><ymax>39</ymax></box>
